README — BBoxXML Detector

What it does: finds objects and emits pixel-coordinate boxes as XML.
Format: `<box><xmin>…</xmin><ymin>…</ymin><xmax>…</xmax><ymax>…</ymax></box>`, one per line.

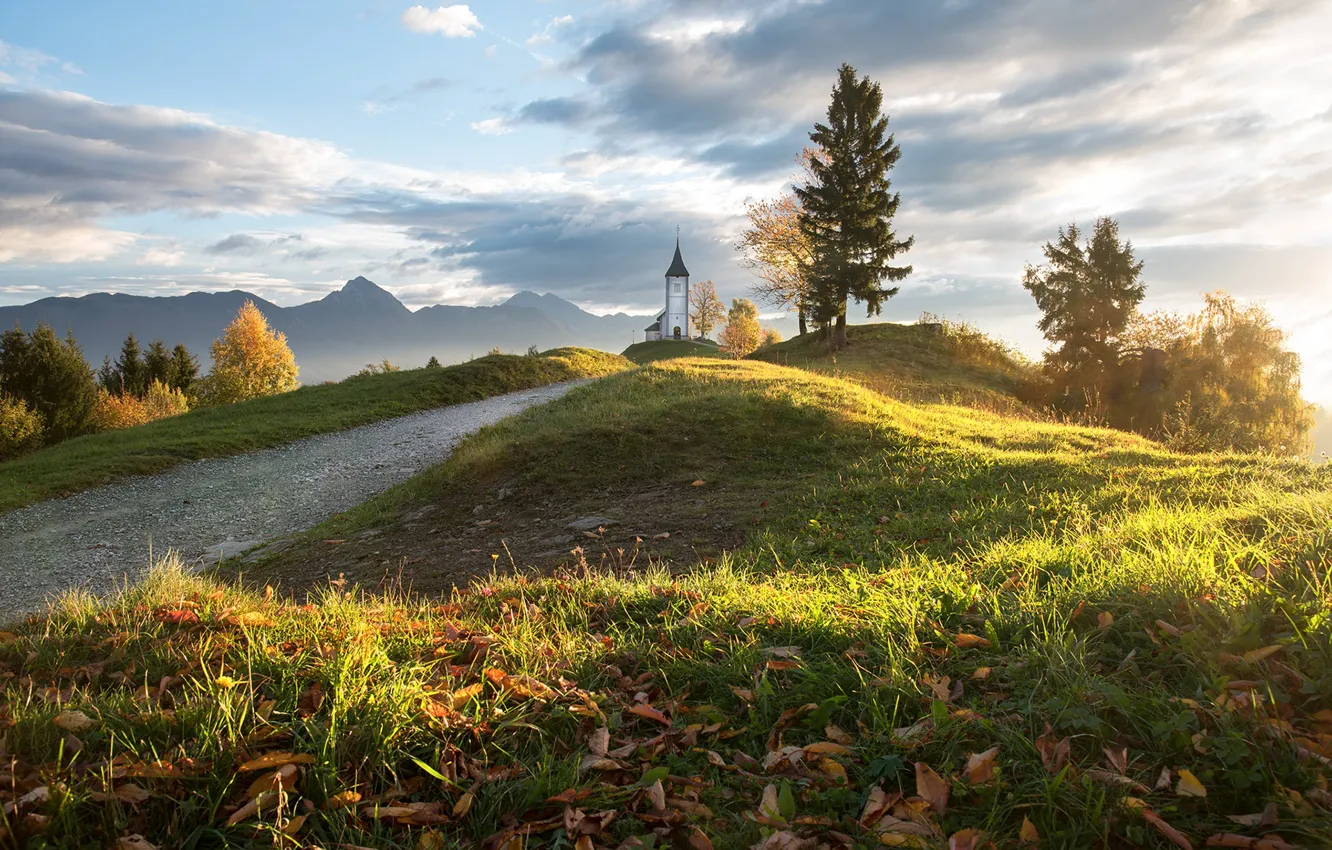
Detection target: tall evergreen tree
<box><xmin>795</xmin><ymin>64</ymin><xmax>913</xmax><ymax>350</ymax></box>
<box><xmin>22</xmin><ymin>324</ymin><xmax>97</xmax><ymax>442</ymax></box>
<box><xmin>0</xmin><ymin>323</ymin><xmax>32</xmax><ymax>399</ymax></box>
<box><xmin>169</xmin><ymin>344</ymin><xmax>199</xmax><ymax>393</ymax></box>
<box><xmin>116</xmin><ymin>333</ymin><xmax>147</xmax><ymax>398</ymax></box>
<box><xmin>97</xmin><ymin>355</ymin><xmax>122</xmax><ymax>394</ymax></box>
<box><xmin>1022</xmin><ymin>217</ymin><xmax>1145</xmax><ymax>410</ymax></box>
<box><xmin>144</xmin><ymin>340</ymin><xmax>173</xmax><ymax>388</ymax></box>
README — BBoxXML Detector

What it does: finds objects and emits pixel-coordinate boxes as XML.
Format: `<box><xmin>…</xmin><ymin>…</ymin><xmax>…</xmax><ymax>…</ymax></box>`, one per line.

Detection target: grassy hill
<box><xmin>749</xmin><ymin>321</ymin><xmax>1039</xmax><ymax>414</ymax></box>
<box><xmin>6</xmin><ymin>357</ymin><xmax>1331</xmax><ymax>848</ymax></box>
<box><xmin>622</xmin><ymin>338</ymin><xmax>726</xmax><ymax>364</ymax></box>
<box><xmin>0</xmin><ymin>348</ymin><xmax>630</xmax><ymax>514</ymax></box>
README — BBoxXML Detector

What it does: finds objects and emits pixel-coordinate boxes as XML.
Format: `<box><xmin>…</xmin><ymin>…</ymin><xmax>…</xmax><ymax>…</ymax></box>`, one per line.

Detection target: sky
<box><xmin>1</xmin><ymin>0</ymin><xmax>1330</xmax><ymax>401</ymax></box>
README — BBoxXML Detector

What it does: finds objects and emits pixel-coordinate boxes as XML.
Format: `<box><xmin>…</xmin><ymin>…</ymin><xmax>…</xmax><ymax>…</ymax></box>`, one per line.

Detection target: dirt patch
<box><xmin>240</xmin><ymin>481</ymin><xmax>756</xmax><ymax>597</ymax></box>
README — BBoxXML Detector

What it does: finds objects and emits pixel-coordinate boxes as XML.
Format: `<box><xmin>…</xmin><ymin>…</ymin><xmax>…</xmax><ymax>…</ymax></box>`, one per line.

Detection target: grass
<box><xmin>622</xmin><ymin>338</ymin><xmax>726</xmax><ymax>365</ymax></box>
<box><xmin>4</xmin><ymin>359</ymin><xmax>1332</xmax><ymax>848</ymax></box>
<box><xmin>749</xmin><ymin>321</ymin><xmax>1039</xmax><ymax>414</ymax></box>
<box><xmin>0</xmin><ymin>348</ymin><xmax>630</xmax><ymax>515</ymax></box>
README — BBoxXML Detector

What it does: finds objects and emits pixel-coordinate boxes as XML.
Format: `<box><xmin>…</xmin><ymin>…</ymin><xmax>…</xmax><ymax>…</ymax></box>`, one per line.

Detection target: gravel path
<box><xmin>0</xmin><ymin>381</ymin><xmax>586</xmax><ymax>618</ymax></box>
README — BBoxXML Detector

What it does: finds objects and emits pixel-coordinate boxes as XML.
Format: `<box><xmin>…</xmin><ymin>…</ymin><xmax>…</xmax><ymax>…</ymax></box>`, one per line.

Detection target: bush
<box><xmin>353</xmin><ymin>360</ymin><xmax>402</xmax><ymax>378</ymax></box>
<box><xmin>89</xmin><ymin>380</ymin><xmax>190</xmax><ymax>433</ymax></box>
<box><xmin>0</xmin><ymin>395</ymin><xmax>43</xmax><ymax>460</ymax></box>
<box><xmin>201</xmin><ymin>301</ymin><xmax>299</xmax><ymax>405</ymax></box>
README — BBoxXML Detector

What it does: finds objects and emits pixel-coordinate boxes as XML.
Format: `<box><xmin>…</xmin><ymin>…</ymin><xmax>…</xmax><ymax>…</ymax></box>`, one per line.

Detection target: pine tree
<box><xmin>169</xmin><ymin>344</ymin><xmax>199</xmax><ymax>393</ymax></box>
<box><xmin>144</xmin><ymin>340</ymin><xmax>173</xmax><ymax>388</ymax></box>
<box><xmin>97</xmin><ymin>355</ymin><xmax>122</xmax><ymax>394</ymax></box>
<box><xmin>116</xmin><ymin>333</ymin><xmax>147</xmax><ymax>398</ymax></box>
<box><xmin>796</xmin><ymin>64</ymin><xmax>913</xmax><ymax>350</ymax></box>
<box><xmin>0</xmin><ymin>324</ymin><xmax>32</xmax><ymax>399</ymax></box>
<box><xmin>688</xmin><ymin>280</ymin><xmax>727</xmax><ymax>340</ymax></box>
<box><xmin>1022</xmin><ymin>217</ymin><xmax>1145</xmax><ymax>410</ymax></box>
<box><xmin>200</xmin><ymin>301</ymin><xmax>299</xmax><ymax>405</ymax></box>
<box><xmin>426</xmin><ymin>356</ymin><xmax>442</xmax><ymax>368</ymax></box>
<box><xmin>24</xmin><ymin>325</ymin><xmax>97</xmax><ymax>441</ymax></box>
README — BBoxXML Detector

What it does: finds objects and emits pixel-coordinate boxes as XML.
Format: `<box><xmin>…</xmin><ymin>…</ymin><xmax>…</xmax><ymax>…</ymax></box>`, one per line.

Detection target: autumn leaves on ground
<box><xmin>3</xmin><ymin>339</ymin><xmax>1331</xmax><ymax>850</ymax></box>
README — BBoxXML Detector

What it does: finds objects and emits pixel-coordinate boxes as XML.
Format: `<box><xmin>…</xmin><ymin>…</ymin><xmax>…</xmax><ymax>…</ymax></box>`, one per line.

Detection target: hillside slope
<box><xmin>3</xmin><ymin>359</ymin><xmax>1330</xmax><ymax>847</ymax></box>
<box><xmin>622</xmin><ymin>338</ymin><xmax>725</xmax><ymax>364</ymax></box>
<box><xmin>0</xmin><ymin>348</ymin><xmax>630</xmax><ymax>513</ymax></box>
<box><xmin>749</xmin><ymin>321</ymin><xmax>1038</xmax><ymax>413</ymax></box>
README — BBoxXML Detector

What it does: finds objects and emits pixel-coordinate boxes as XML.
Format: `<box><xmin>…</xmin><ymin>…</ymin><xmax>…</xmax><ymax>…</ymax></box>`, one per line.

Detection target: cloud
<box><xmin>515</xmin><ymin>97</ymin><xmax>592</xmax><ymax>126</ymax></box>
<box><xmin>526</xmin><ymin>15</ymin><xmax>574</xmax><ymax>48</ymax></box>
<box><xmin>401</xmin><ymin>5</ymin><xmax>482</xmax><ymax>38</ymax></box>
<box><xmin>204</xmin><ymin>234</ymin><xmax>265</xmax><ymax>255</ymax></box>
<box><xmin>137</xmin><ymin>247</ymin><xmax>184</xmax><ymax>267</ymax></box>
<box><xmin>0</xmin><ymin>88</ymin><xmax>348</xmax><ymax>262</ymax></box>
<box><xmin>362</xmin><ymin>76</ymin><xmax>452</xmax><ymax>114</ymax></box>
<box><xmin>469</xmin><ymin>117</ymin><xmax>510</xmax><ymax>135</ymax></box>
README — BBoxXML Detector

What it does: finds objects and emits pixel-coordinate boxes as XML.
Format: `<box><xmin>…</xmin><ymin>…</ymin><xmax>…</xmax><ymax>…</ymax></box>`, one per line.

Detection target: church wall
<box><xmin>665</xmin><ymin>275</ymin><xmax>689</xmax><ymax>340</ymax></box>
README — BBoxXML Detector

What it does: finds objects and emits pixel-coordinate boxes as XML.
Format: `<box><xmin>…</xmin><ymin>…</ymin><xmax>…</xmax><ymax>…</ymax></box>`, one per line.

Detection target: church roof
<box><xmin>665</xmin><ymin>239</ymin><xmax>690</xmax><ymax>278</ymax></box>
<box><xmin>645</xmin><ymin>310</ymin><xmax>664</xmax><ymax>333</ymax></box>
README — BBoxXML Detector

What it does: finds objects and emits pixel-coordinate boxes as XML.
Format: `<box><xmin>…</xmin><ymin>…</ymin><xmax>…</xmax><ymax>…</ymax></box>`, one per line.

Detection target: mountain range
<box><xmin>0</xmin><ymin>278</ymin><xmax>655</xmax><ymax>383</ymax></box>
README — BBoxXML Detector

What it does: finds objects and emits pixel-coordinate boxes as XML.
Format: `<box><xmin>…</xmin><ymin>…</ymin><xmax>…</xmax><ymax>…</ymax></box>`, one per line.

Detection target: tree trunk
<box><xmin>832</xmin><ymin>310</ymin><xmax>848</xmax><ymax>350</ymax></box>
<box><xmin>797</xmin><ymin>306</ymin><xmax>808</xmax><ymax>336</ymax></box>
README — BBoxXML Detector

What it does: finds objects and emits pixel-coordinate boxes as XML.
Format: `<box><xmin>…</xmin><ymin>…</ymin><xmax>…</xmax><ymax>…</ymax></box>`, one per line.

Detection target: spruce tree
<box><xmin>23</xmin><ymin>324</ymin><xmax>97</xmax><ymax>441</ymax></box>
<box><xmin>170</xmin><ymin>344</ymin><xmax>199</xmax><ymax>393</ymax></box>
<box><xmin>116</xmin><ymin>333</ymin><xmax>147</xmax><ymax>398</ymax></box>
<box><xmin>144</xmin><ymin>340</ymin><xmax>173</xmax><ymax>388</ymax></box>
<box><xmin>0</xmin><ymin>324</ymin><xmax>32</xmax><ymax>400</ymax></box>
<box><xmin>97</xmin><ymin>355</ymin><xmax>122</xmax><ymax>394</ymax></box>
<box><xmin>795</xmin><ymin>64</ymin><xmax>913</xmax><ymax>350</ymax></box>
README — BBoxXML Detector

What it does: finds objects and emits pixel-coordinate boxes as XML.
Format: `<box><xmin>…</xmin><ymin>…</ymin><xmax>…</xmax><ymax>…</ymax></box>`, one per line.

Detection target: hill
<box><xmin>622</xmin><ymin>338</ymin><xmax>726</xmax><ymax>364</ymax></box>
<box><xmin>749</xmin><ymin>320</ymin><xmax>1038</xmax><ymax>414</ymax></box>
<box><xmin>0</xmin><ymin>278</ymin><xmax>653</xmax><ymax>383</ymax></box>
<box><xmin>0</xmin><ymin>348</ymin><xmax>629</xmax><ymax>514</ymax></box>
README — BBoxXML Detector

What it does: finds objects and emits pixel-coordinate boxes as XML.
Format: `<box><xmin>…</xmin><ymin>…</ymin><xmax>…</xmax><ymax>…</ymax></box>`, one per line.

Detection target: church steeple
<box><xmin>665</xmin><ymin>233</ymin><xmax>690</xmax><ymax>278</ymax></box>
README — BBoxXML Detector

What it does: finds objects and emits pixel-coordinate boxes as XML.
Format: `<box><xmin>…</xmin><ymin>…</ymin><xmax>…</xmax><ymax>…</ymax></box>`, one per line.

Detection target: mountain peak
<box><xmin>319</xmin><ymin>277</ymin><xmax>409</xmax><ymax>315</ymax></box>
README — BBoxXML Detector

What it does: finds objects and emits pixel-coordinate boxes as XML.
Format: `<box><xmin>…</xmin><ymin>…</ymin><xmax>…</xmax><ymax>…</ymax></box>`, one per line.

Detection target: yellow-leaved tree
<box><xmin>719</xmin><ymin>298</ymin><xmax>762</xmax><ymax>359</ymax></box>
<box><xmin>199</xmin><ymin>301</ymin><xmax>299</xmax><ymax>405</ymax></box>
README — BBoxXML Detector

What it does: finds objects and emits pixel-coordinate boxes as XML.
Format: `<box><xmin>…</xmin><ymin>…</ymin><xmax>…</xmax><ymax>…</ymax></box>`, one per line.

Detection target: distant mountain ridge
<box><xmin>0</xmin><ymin>278</ymin><xmax>652</xmax><ymax>383</ymax></box>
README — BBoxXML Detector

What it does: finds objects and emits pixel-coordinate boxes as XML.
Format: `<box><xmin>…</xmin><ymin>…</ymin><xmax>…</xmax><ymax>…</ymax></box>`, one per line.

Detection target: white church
<box><xmin>642</xmin><ymin>237</ymin><xmax>692</xmax><ymax>342</ymax></box>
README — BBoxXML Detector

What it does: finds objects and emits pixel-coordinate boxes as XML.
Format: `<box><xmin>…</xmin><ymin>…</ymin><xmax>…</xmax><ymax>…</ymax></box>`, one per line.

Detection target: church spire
<box><xmin>665</xmin><ymin>229</ymin><xmax>690</xmax><ymax>278</ymax></box>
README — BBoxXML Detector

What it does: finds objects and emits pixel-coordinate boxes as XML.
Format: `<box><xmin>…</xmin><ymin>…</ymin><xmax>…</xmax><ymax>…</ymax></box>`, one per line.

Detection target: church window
<box><xmin>673</xmin><ymin>281</ymin><xmax>682</xmax><ymax>294</ymax></box>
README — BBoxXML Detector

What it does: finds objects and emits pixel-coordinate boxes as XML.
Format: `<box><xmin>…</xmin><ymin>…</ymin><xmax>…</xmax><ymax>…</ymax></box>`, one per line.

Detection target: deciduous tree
<box><xmin>200</xmin><ymin>301</ymin><xmax>299</xmax><ymax>405</ymax></box>
<box><xmin>737</xmin><ymin>149</ymin><xmax>822</xmax><ymax>335</ymax></box>
<box><xmin>718</xmin><ymin>298</ymin><xmax>762</xmax><ymax>359</ymax></box>
<box><xmin>796</xmin><ymin>65</ymin><xmax>913</xmax><ymax>350</ymax></box>
<box><xmin>689</xmin><ymin>280</ymin><xmax>726</xmax><ymax>340</ymax></box>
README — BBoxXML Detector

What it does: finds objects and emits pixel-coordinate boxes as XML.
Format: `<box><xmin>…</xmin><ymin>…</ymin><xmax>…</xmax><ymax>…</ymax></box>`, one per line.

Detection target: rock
<box><xmin>497</xmin><ymin>485</ymin><xmax>515</xmax><ymax>500</ymax></box>
<box><xmin>567</xmin><ymin>516</ymin><xmax>617</xmax><ymax>532</ymax></box>
<box><xmin>355</xmin><ymin>528</ymin><xmax>382</xmax><ymax>540</ymax></box>
<box><xmin>542</xmin><ymin>534</ymin><xmax>575</xmax><ymax>546</ymax></box>
<box><xmin>402</xmin><ymin>504</ymin><xmax>440</xmax><ymax>523</ymax></box>
<box><xmin>241</xmin><ymin>538</ymin><xmax>297</xmax><ymax>564</ymax></box>
<box><xmin>472</xmin><ymin>504</ymin><xmax>486</xmax><ymax>517</ymax></box>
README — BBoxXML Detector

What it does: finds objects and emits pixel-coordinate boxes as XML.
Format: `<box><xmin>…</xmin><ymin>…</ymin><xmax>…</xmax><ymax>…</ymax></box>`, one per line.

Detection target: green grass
<box><xmin>0</xmin><ymin>348</ymin><xmax>630</xmax><ymax>514</ymax></box>
<box><xmin>749</xmin><ymin>321</ymin><xmax>1039</xmax><ymax>414</ymax></box>
<box><xmin>4</xmin><ymin>358</ymin><xmax>1331</xmax><ymax>848</ymax></box>
<box><xmin>622</xmin><ymin>338</ymin><xmax>726</xmax><ymax>364</ymax></box>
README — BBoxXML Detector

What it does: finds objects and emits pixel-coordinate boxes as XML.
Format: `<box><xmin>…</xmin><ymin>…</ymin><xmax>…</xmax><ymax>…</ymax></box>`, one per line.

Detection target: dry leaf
<box><xmin>915</xmin><ymin>762</ymin><xmax>949</xmax><ymax>815</ymax></box>
<box><xmin>970</xmin><ymin>667</ymin><xmax>992</xmax><ymax>681</ymax></box>
<box><xmin>965</xmin><ymin>746</ymin><xmax>999</xmax><ymax>785</ymax></box>
<box><xmin>1155</xmin><ymin>767</ymin><xmax>1173</xmax><ymax>791</ymax></box>
<box><xmin>453</xmin><ymin>790</ymin><xmax>475</xmax><ymax>818</ymax></box>
<box><xmin>949</xmin><ymin>829</ymin><xmax>983</xmax><ymax>850</ymax></box>
<box><xmin>1203</xmin><ymin>834</ymin><xmax>1293</xmax><ymax>849</ymax></box>
<box><xmin>804</xmin><ymin>741</ymin><xmax>852</xmax><ymax>757</ymax></box>
<box><xmin>1020</xmin><ymin>816</ymin><xmax>1040</xmax><ymax>844</ymax></box>
<box><xmin>117</xmin><ymin>836</ymin><xmax>158</xmax><ymax>850</ymax></box>
<box><xmin>1241</xmin><ymin>645</ymin><xmax>1283</xmax><ymax>665</ymax></box>
<box><xmin>246</xmin><ymin>764</ymin><xmax>298</xmax><ymax>799</ymax></box>
<box><xmin>759</xmin><ymin>783</ymin><xmax>782</xmax><ymax>820</ymax></box>
<box><xmin>53</xmin><ymin>710</ymin><xmax>98</xmax><ymax>733</ymax></box>
<box><xmin>691</xmin><ymin>479</ymin><xmax>706</xmax><ymax>487</ymax></box>
<box><xmin>954</xmin><ymin>633</ymin><xmax>991</xmax><ymax>649</ymax></box>
<box><xmin>1156</xmin><ymin>619</ymin><xmax>1183</xmax><ymax>637</ymax></box>
<box><xmin>282</xmin><ymin>814</ymin><xmax>307</xmax><ymax>835</ymax></box>
<box><xmin>114</xmin><ymin>784</ymin><xmax>152</xmax><ymax>806</ymax></box>
<box><xmin>327</xmin><ymin>790</ymin><xmax>362</xmax><ymax>809</ymax></box>
<box><xmin>1098</xmin><ymin>611</ymin><xmax>1114</xmax><ymax>630</ymax></box>
<box><xmin>731</xmin><ymin>686</ymin><xmax>756</xmax><ymax>702</ymax></box>
<box><xmin>1035</xmin><ymin>727</ymin><xmax>1070</xmax><ymax>775</ymax></box>
<box><xmin>922</xmin><ymin>674</ymin><xmax>952</xmax><ymax>702</ymax></box>
<box><xmin>1176</xmin><ymin>769</ymin><xmax>1207</xmax><ymax>798</ymax></box>
<box><xmin>1104</xmin><ymin>746</ymin><xmax>1129</xmax><ymax>774</ymax></box>
<box><xmin>237</xmin><ymin>751</ymin><xmax>316</xmax><ymax>772</ymax></box>
<box><xmin>1225</xmin><ymin>802</ymin><xmax>1278</xmax><ymax>827</ymax></box>
<box><xmin>628</xmin><ymin>703</ymin><xmax>671</xmax><ymax>725</ymax></box>
<box><xmin>589</xmin><ymin>726</ymin><xmax>610</xmax><ymax>757</ymax></box>
<box><xmin>647</xmin><ymin>779</ymin><xmax>667</xmax><ymax>812</ymax></box>
<box><xmin>225</xmin><ymin>790</ymin><xmax>280</xmax><ymax>826</ymax></box>
<box><xmin>1142</xmin><ymin>809</ymin><xmax>1194</xmax><ymax>850</ymax></box>
<box><xmin>825</xmin><ymin>724</ymin><xmax>853</xmax><ymax>744</ymax></box>
<box><xmin>688</xmin><ymin>826</ymin><xmax>715</xmax><ymax>850</ymax></box>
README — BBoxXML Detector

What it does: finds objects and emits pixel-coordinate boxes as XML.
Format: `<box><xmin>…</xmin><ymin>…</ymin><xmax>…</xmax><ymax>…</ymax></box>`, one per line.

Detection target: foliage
<box><xmin>688</xmin><ymin>279</ymin><xmax>727</xmax><ymax>340</ymax></box>
<box><xmin>736</xmin><ymin>150</ymin><xmax>822</xmax><ymax>334</ymax></box>
<box><xmin>89</xmin><ymin>380</ymin><xmax>191</xmax><ymax>433</ymax></box>
<box><xmin>354</xmin><ymin>359</ymin><xmax>402</xmax><ymax>378</ymax></box>
<box><xmin>1022</xmin><ymin>218</ymin><xmax>1145</xmax><ymax>413</ymax></box>
<box><xmin>0</xmin><ymin>394</ymin><xmax>43</xmax><ymax>460</ymax></box>
<box><xmin>718</xmin><ymin>298</ymin><xmax>762</xmax><ymax>359</ymax></box>
<box><xmin>115</xmin><ymin>332</ymin><xmax>147</xmax><ymax>398</ymax></box>
<box><xmin>12</xmin><ymin>360</ymin><xmax>1332</xmax><ymax>848</ymax></box>
<box><xmin>0</xmin><ymin>322</ymin><xmax>98</xmax><ymax>443</ymax></box>
<box><xmin>760</xmin><ymin>327</ymin><xmax>784</xmax><ymax>348</ymax></box>
<box><xmin>426</xmin><ymin>356</ymin><xmax>442</xmax><ymax>368</ymax></box>
<box><xmin>144</xmin><ymin>339</ymin><xmax>173</xmax><ymax>389</ymax></box>
<box><xmin>1125</xmin><ymin>292</ymin><xmax>1312</xmax><ymax>454</ymax></box>
<box><xmin>170</xmin><ymin>343</ymin><xmax>200</xmax><ymax>394</ymax></box>
<box><xmin>101</xmin><ymin>336</ymin><xmax>199</xmax><ymax>398</ymax></box>
<box><xmin>796</xmin><ymin>65</ymin><xmax>913</xmax><ymax>349</ymax></box>
<box><xmin>199</xmin><ymin>301</ymin><xmax>300</xmax><ymax>406</ymax></box>
<box><xmin>0</xmin><ymin>349</ymin><xmax>631</xmax><ymax>513</ymax></box>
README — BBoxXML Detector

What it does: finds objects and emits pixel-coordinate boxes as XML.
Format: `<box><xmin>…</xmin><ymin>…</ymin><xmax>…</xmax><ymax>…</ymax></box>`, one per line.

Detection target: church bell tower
<box><xmin>663</xmin><ymin>231</ymin><xmax>690</xmax><ymax>341</ymax></box>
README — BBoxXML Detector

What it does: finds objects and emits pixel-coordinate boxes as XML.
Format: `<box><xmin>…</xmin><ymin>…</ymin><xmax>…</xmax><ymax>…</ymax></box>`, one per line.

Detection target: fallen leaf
<box><xmin>915</xmin><ymin>762</ymin><xmax>949</xmax><ymax>815</ymax></box>
<box><xmin>237</xmin><ymin>752</ymin><xmax>316</xmax><ymax>772</ymax></box>
<box><xmin>1156</xmin><ymin>619</ymin><xmax>1183</xmax><ymax>637</ymax></box>
<box><xmin>589</xmin><ymin>726</ymin><xmax>610</xmax><ymax>757</ymax></box>
<box><xmin>1020</xmin><ymin>816</ymin><xmax>1040</xmax><ymax>844</ymax></box>
<box><xmin>1241</xmin><ymin>645</ymin><xmax>1283</xmax><ymax>665</ymax></box>
<box><xmin>227</xmin><ymin>611</ymin><xmax>277</xmax><ymax>628</ymax></box>
<box><xmin>949</xmin><ymin>829</ymin><xmax>983</xmax><ymax>850</ymax></box>
<box><xmin>1104</xmin><ymin>746</ymin><xmax>1129</xmax><ymax>774</ymax></box>
<box><xmin>825</xmin><ymin>724</ymin><xmax>853</xmax><ymax>744</ymax></box>
<box><xmin>1225</xmin><ymin>803</ymin><xmax>1278</xmax><ymax>827</ymax></box>
<box><xmin>921</xmin><ymin>674</ymin><xmax>952</xmax><ymax>702</ymax></box>
<box><xmin>1203</xmin><ymin>835</ymin><xmax>1293</xmax><ymax>849</ymax></box>
<box><xmin>157</xmin><ymin>609</ymin><xmax>200</xmax><ymax>625</ymax></box>
<box><xmin>114</xmin><ymin>784</ymin><xmax>152</xmax><ymax>806</ymax></box>
<box><xmin>691</xmin><ymin>479</ymin><xmax>706</xmax><ymax>487</ymax></box>
<box><xmin>970</xmin><ymin>667</ymin><xmax>992</xmax><ymax>681</ymax></box>
<box><xmin>965</xmin><ymin>746</ymin><xmax>999</xmax><ymax>785</ymax></box>
<box><xmin>1035</xmin><ymin>726</ymin><xmax>1070</xmax><ymax>775</ymax></box>
<box><xmin>1155</xmin><ymin>767</ymin><xmax>1173</xmax><ymax>791</ymax></box>
<box><xmin>117</xmin><ymin>836</ymin><xmax>158</xmax><ymax>850</ymax></box>
<box><xmin>759</xmin><ymin>783</ymin><xmax>783</xmax><ymax>821</ymax></box>
<box><xmin>1176</xmin><ymin>769</ymin><xmax>1208</xmax><ymax>798</ymax></box>
<box><xmin>453</xmin><ymin>790</ymin><xmax>475</xmax><ymax>818</ymax></box>
<box><xmin>954</xmin><ymin>633</ymin><xmax>991</xmax><ymax>649</ymax></box>
<box><xmin>804</xmin><ymin>741</ymin><xmax>853</xmax><ymax>757</ymax></box>
<box><xmin>1142</xmin><ymin>810</ymin><xmax>1194</xmax><ymax>850</ymax></box>
<box><xmin>1098</xmin><ymin>611</ymin><xmax>1114</xmax><ymax>630</ymax></box>
<box><xmin>688</xmin><ymin>826</ymin><xmax>715</xmax><ymax>850</ymax></box>
<box><xmin>246</xmin><ymin>764</ymin><xmax>299</xmax><ymax>799</ymax></box>
<box><xmin>225</xmin><ymin>790</ymin><xmax>280</xmax><ymax>826</ymax></box>
<box><xmin>628</xmin><ymin>703</ymin><xmax>671</xmax><ymax>725</ymax></box>
<box><xmin>283</xmin><ymin>814</ymin><xmax>307</xmax><ymax>835</ymax></box>
<box><xmin>731</xmin><ymin>686</ymin><xmax>756</xmax><ymax>702</ymax></box>
<box><xmin>53</xmin><ymin>710</ymin><xmax>98</xmax><ymax>733</ymax></box>
<box><xmin>327</xmin><ymin>790</ymin><xmax>362</xmax><ymax>809</ymax></box>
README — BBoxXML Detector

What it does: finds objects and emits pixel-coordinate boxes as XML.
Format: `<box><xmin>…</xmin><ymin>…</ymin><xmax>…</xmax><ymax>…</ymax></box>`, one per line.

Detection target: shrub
<box><xmin>719</xmin><ymin>298</ymin><xmax>762</xmax><ymax>358</ymax></box>
<box><xmin>89</xmin><ymin>380</ymin><xmax>190</xmax><ymax>433</ymax></box>
<box><xmin>354</xmin><ymin>360</ymin><xmax>402</xmax><ymax>378</ymax></box>
<box><xmin>200</xmin><ymin>301</ymin><xmax>299</xmax><ymax>405</ymax></box>
<box><xmin>0</xmin><ymin>395</ymin><xmax>43</xmax><ymax>460</ymax></box>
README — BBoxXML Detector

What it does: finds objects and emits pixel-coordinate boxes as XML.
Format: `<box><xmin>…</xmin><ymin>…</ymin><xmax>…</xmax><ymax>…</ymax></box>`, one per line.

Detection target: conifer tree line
<box><xmin>0</xmin><ymin>300</ymin><xmax>300</xmax><ymax>460</ymax></box>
